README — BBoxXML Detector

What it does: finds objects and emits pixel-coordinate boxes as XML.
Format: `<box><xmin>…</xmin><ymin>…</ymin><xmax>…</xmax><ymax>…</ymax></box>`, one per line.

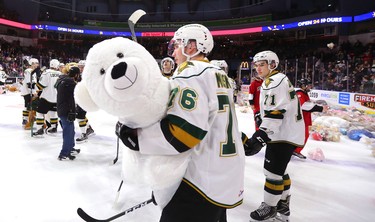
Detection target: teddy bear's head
<box><xmin>75</xmin><ymin>37</ymin><xmax>170</xmax><ymax>128</ymax></box>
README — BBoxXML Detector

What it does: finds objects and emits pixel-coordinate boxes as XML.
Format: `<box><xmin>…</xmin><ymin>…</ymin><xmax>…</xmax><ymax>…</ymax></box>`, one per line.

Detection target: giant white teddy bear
<box><xmin>74</xmin><ymin>37</ymin><xmax>191</xmax><ymax>207</ymax></box>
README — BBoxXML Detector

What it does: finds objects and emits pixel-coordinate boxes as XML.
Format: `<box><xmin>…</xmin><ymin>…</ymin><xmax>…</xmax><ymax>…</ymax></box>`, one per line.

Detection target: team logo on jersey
<box><xmin>264</xmin><ymin>78</ymin><xmax>273</xmax><ymax>87</ymax></box>
<box><xmin>177</xmin><ymin>61</ymin><xmax>194</xmax><ymax>74</ymax></box>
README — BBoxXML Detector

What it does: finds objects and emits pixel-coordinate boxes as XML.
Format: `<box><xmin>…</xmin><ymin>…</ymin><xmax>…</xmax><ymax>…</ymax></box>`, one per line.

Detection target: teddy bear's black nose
<box><xmin>111</xmin><ymin>62</ymin><xmax>128</xmax><ymax>80</ymax></box>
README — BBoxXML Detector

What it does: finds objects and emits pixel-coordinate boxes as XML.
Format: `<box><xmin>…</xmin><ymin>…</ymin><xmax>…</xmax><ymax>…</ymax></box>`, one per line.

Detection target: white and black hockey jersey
<box><xmin>20</xmin><ymin>68</ymin><xmax>37</xmax><ymax>96</ymax></box>
<box><xmin>37</xmin><ymin>69</ymin><xmax>61</xmax><ymax>103</ymax></box>
<box><xmin>138</xmin><ymin>60</ymin><xmax>245</xmax><ymax>208</ymax></box>
<box><xmin>259</xmin><ymin>71</ymin><xmax>305</xmax><ymax>146</ymax></box>
<box><xmin>0</xmin><ymin>70</ymin><xmax>8</xmax><ymax>83</ymax></box>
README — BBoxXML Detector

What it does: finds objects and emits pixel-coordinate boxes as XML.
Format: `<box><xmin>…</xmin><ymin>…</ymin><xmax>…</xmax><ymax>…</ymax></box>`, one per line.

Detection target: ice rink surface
<box><xmin>1</xmin><ymin>92</ymin><xmax>374</xmax><ymax>222</ymax></box>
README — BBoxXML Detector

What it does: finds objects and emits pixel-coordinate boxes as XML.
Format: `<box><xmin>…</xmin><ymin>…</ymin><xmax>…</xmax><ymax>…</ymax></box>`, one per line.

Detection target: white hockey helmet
<box><xmin>210</xmin><ymin>60</ymin><xmax>228</xmax><ymax>73</ymax></box>
<box><xmin>78</xmin><ymin>60</ymin><xmax>86</xmax><ymax>67</ymax></box>
<box><xmin>161</xmin><ymin>57</ymin><xmax>175</xmax><ymax>70</ymax></box>
<box><xmin>49</xmin><ymin>59</ymin><xmax>60</xmax><ymax>69</ymax></box>
<box><xmin>29</xmin><ymin>58</ymin><xmax>39</xmax><ymax>65</ymax></box>
<box><xmin>168</xmin><ymin>24</ymin><xmax>214</xmax><ymax>58</ymax></box>
<box><xmin>253</xmin><ymin>50</ymin><xmax>279</xmax><ymax>70</ymax></box>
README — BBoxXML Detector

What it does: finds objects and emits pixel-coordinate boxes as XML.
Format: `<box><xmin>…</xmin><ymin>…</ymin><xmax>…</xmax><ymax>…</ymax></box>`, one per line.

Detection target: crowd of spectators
<box><xmin>0</xmin><ymin>35</ymin><xmax>374</xmax><ymax>94</ymax></box>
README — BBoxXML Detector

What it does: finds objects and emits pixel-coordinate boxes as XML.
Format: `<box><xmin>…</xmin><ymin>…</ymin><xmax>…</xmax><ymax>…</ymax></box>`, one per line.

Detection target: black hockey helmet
<box><xmin>297</xmin><ymin>79</ymin><xmax>311</xmax><ymax>87</ymax></box>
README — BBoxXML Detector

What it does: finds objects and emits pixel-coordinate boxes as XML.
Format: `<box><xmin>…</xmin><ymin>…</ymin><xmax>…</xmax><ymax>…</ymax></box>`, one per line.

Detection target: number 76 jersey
<box><xmin>259</xmin><ymin>72</ymin><xmax>305</xmax><ymax>147</ymax></box>
<box><xmin>138</xmin><ymin>60</ymin><xmax>245</xmax><ymax>208</ymax></box>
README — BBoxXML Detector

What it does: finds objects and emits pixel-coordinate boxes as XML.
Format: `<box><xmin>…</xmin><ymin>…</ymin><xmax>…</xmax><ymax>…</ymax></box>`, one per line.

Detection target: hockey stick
<box><xmin>29</xmin><ymin>64</ymin><xmax>34</xmax><ymax>137</ymax></box>
<box><xmin>77</xmin><ymin>195</ymin><xmax>156</xmax><ymax>222</ymax></box>
<box><xmin>113</xmin><ymin>136</ymin><xmax>120</xmax><ymax>164</ymax></box>
<box><xmin>113</xmin><ymin>180</ymin><xmax>123</xmax><ymax>206</ymax></box>
<box><xmin>128</xmin><ymin>9</ymin><xmax>146</xmax><ymax>42</ymax></box>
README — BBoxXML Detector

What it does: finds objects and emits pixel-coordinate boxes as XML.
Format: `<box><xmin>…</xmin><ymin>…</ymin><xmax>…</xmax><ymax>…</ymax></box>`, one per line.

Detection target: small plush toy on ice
<box><xmin>74</xmin><ymin>37</ymin><xmax>191</xmax><ymax>207</ymax></box>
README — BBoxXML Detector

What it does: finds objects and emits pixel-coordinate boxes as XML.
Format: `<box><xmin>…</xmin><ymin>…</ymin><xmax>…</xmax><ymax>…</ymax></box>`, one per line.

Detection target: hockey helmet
<box><xmin>29</xmin><ymin>58</ymin><xmax>39</xmax><ymax>65</ymax></box>
<box><xmin>78</xmin><ymin>60</ymin><xmax>86</xmax><ymax>67</ymax></box>
<box><xmin>297</xmin><ymin>79</ymin><xmax>312</xmax><ymax>88</ymax></box>
<box><xmin>49</xmin><ymin>59</ymin><xmax>60</xmax><ymax>69</ymax></box>
<box><xmin>210</xmin><ymin>60</ymin><xmax>228</xmax><ymax>74</ymax></box>
<box><xmin>161</xmin><ymin>57</ymin><xmax>175</xmax><ymax>70</ymax></box>
<box><xmin>168</xmin><ymin>24</ymin><xmax>214</xmax><ymax>58</ymax></box>
<box><xmin>253</xmin><ymin>50</ymin><xmax>279</xmax><ymax>70</ymax></box>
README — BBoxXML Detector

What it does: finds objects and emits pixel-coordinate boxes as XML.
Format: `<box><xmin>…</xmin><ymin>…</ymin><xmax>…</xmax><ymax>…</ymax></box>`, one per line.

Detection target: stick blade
<box><xmin>77</xmin><ymin>208</ymin><xmax>102</xmax><ymax>222</ymax></box>
<box><xmin>128</xmin><ymin>9</ymin><xmax>146</xmax><ymax>24</ymax></box>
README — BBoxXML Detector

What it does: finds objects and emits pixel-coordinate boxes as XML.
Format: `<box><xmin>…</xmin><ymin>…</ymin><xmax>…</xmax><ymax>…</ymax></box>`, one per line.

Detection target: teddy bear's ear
<box><xmin>74</xmin><ymin>82</ymin><xmax>99</xmax><ymax>112</ymax></box>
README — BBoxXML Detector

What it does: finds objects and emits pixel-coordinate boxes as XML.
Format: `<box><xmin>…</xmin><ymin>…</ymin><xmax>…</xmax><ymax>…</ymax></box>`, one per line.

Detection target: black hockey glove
<box><xmin>254</xmin><ymin>111</ymin><xmax>262</xmax><ymax>128</ymax></box>
<box><xmin>243</xmin><ymin>130</ymin><xmax>270</xmax><ymax>156</ymax></box>
<box><xmin>67</xmin><ymin>112</ymin><xmax>76</xmax><ymax>122</ymax></box>
<box><xmin>115</xmin><ymin>121</ymin><xmax>139</xmax><ymax>151</ymax></box>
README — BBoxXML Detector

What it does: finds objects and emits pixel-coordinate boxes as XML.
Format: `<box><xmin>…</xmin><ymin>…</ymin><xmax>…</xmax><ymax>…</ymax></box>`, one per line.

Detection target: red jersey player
<box><xmin>249</xmin><ymin>75</ymin><xmax>263</xmax><ymax>130</ymax></box>
<box><xmin>294</xmin><ymin>79</ymin><xmax>328</xmax><ymax>159</ymax></box>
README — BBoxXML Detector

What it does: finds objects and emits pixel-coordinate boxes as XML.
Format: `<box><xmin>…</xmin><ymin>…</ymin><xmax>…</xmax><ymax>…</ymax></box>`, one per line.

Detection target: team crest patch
<box><xmin>265</xmin><ymin>78</ymin><xmax>273</xmax><ymax>87</ymax></box>
<box><xmin>177</xmin><ymin>61</ymin><xmax>194</xmax><ymax>74</ymax></box>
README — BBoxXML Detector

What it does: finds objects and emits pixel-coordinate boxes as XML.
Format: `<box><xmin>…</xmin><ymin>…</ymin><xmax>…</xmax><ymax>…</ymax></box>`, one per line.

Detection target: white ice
<box><xmin>1</xmin><ymin>92</ymin><xmax>374</xmax><ymax>222</ymax></box>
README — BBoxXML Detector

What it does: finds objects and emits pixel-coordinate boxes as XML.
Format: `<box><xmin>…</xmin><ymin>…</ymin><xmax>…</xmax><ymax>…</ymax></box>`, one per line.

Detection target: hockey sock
<box><xmin>35</xmin><ymin>112</ymin><xmax>45</xmax><ymax>131</ymax></box>
<box><xmin>48</xmin><ymin>111</ymin><xmax>58</xmax><ymax>128</ymax></box>
<box><xmin>77</xmin><ymin>118</ymin><xmax>87</xmax><ymax>134</ymax></box>
<box><xmin>23</xmin><ymin>110</ymin><xmax>29</xmax><ymax>121</ymax></box>
<box><xmin>280</xmin><ymin>174</ymin><xmax>291</xmax><ymax>200</ymax></box>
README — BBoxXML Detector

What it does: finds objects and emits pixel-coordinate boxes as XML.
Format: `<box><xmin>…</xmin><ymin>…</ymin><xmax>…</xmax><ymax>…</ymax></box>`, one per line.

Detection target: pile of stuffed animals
<box><xmin>310</xmin><ymin>106</ymin><xmax>375</xmax><ymax>157</ymax></box>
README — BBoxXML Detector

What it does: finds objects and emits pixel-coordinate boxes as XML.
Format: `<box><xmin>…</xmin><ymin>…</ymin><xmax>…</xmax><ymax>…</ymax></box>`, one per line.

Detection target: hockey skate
<box><xmin>292</xmin><ymin>151</ymin><xmax>306</xmax><ymax>159</ymax></box>
<box><xmin>32</xmin><ymin>128</ymin><xmax>44</xmax><ymax>137</ymax></box>
<box><xmin>76</xmin><ymin>133</ymin><xmax>88</xmax><ymax>143</ymax></box>
<box><xmin>58</xmin><ymin>154</ymin><xmax>76</xmax><ymax>161</ymax></box>
<box><xmin>47</xmin><ymin>127</ymin><xmax>57</xmax><ymax>134</ymax></box>
<box><xmin>86</xmin><ymin>125</ymin><xmax>95</xmax><ymax>137</ymax></box>
<box><xmin>70</xmin><ymin>148</ymin><xmax>81</xmax><ymax>156</ymax></box>
<box><xmin>250</xmin><ymin>202</ymin><xmax>277</xmax><ymax>221</ymax></box>
<box><xmin>276</xmin><ymin>195</ymin><xmax>290</xmax><ymax>222</ymax></box>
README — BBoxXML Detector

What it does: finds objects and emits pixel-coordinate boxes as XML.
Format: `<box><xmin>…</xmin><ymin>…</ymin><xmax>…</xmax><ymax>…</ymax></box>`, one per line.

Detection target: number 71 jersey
<box><xmin>259</xmin><ymin>72</ymin><xmax>305</xmax><ymax>147</ymax></box>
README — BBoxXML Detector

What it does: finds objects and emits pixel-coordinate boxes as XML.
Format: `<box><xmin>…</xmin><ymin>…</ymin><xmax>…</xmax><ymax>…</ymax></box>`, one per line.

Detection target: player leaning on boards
<box><xmin>116</xmin><ymin>24</ymin><xmax>245</xmax><ymax>222</ymax></box>
<box><xmin>243</xmin><ymin>50</ymin><xmax>305</xmax><ymax>222</ymax></box>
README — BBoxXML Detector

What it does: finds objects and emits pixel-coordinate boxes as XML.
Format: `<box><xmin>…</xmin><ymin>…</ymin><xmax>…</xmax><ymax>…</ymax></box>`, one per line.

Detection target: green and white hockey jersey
<box><xmin>138</xmin><ymin>59</ymin><xmax>245</xmax><ymax>208</ymax></box>
<box><xmin>37</xmin><ymin>69</ymin><xmax>61</xmax><ymax>103</ymax></box>
<box><xmin>259</xmin><ymin>71</ymin><xmax>305</xmax><ymax>146</ymax></box>
<box><xmin>20</xmin><ymin>68</ymin><xmax>37</xmax><ymax>96</ymax></box>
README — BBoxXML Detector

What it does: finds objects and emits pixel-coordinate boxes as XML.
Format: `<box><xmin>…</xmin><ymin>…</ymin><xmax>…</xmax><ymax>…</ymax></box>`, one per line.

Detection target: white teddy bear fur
<box><xmin>74</xmin><ymin>37</ymin><xmax>191</xmax><ymax>208</ymax></box>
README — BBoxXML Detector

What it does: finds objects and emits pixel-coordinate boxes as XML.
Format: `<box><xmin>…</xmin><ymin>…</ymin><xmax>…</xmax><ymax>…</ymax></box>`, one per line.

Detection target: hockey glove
<box><xmin>254</xmin><ymin>111</ymin><xmax>262</xmax><ymax>128</ymax></box>
<box><xmin>243</xmin><ymin>130</ymin><xmax>270</xmax><ymax>156</ymax></box>
<box><xmin>67</xmin><ymin>112</ymin><xmax>76</xmax><ymax>122</ymax></box>
<box><xmin>115</xmin><ymin>121</ymin><xmax>139</xmax><ymax>151</ymax></box>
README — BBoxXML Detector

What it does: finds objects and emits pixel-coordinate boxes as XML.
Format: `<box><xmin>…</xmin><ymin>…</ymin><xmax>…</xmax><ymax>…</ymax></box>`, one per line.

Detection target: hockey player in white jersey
<box><xmin>33</xmin><ymin>59</ymin><xmax>61</xmax><ymax>136</ymax></box>
<box><xmin>160</xmin><ymin>57</ymin><xmax>175</xmax><ymax>79</ymax></box>
<box><xmin>0</xmin><ymin>65</ymin><xmax>8</xmax><ymax>94</ymax></box>
<box><xmin>210</xmin><ymin>59</ymin><xmax>237</xmax><ymax>94</ymax></box>
<box><xmin>116</xmin><ymin>24</ymin><xmax>245</xmax><ymax>222</ymax></box>
<box><xmin>243</xmin><ymin>50</ymin><xmax>305</xmax><ymax>222</ymax></box>
<box><xmin>20</xmin><ymin>58</ymin><xmax>39</xmax><ymax>128</ymax></box>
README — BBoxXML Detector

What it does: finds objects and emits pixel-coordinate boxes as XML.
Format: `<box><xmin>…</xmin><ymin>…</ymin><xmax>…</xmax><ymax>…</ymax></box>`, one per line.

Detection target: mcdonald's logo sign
<box><xmin>240</xmin><ymin>61</ymin><xmax>250</xmax><ymax>70</ymax></box>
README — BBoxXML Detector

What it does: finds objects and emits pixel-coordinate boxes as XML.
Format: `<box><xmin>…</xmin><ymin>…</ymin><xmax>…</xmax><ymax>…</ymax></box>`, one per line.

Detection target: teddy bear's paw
<box><xmin>74</xmin><ymin>82</ymin><xmax>99</xmax><ymax>112</ymax></box>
